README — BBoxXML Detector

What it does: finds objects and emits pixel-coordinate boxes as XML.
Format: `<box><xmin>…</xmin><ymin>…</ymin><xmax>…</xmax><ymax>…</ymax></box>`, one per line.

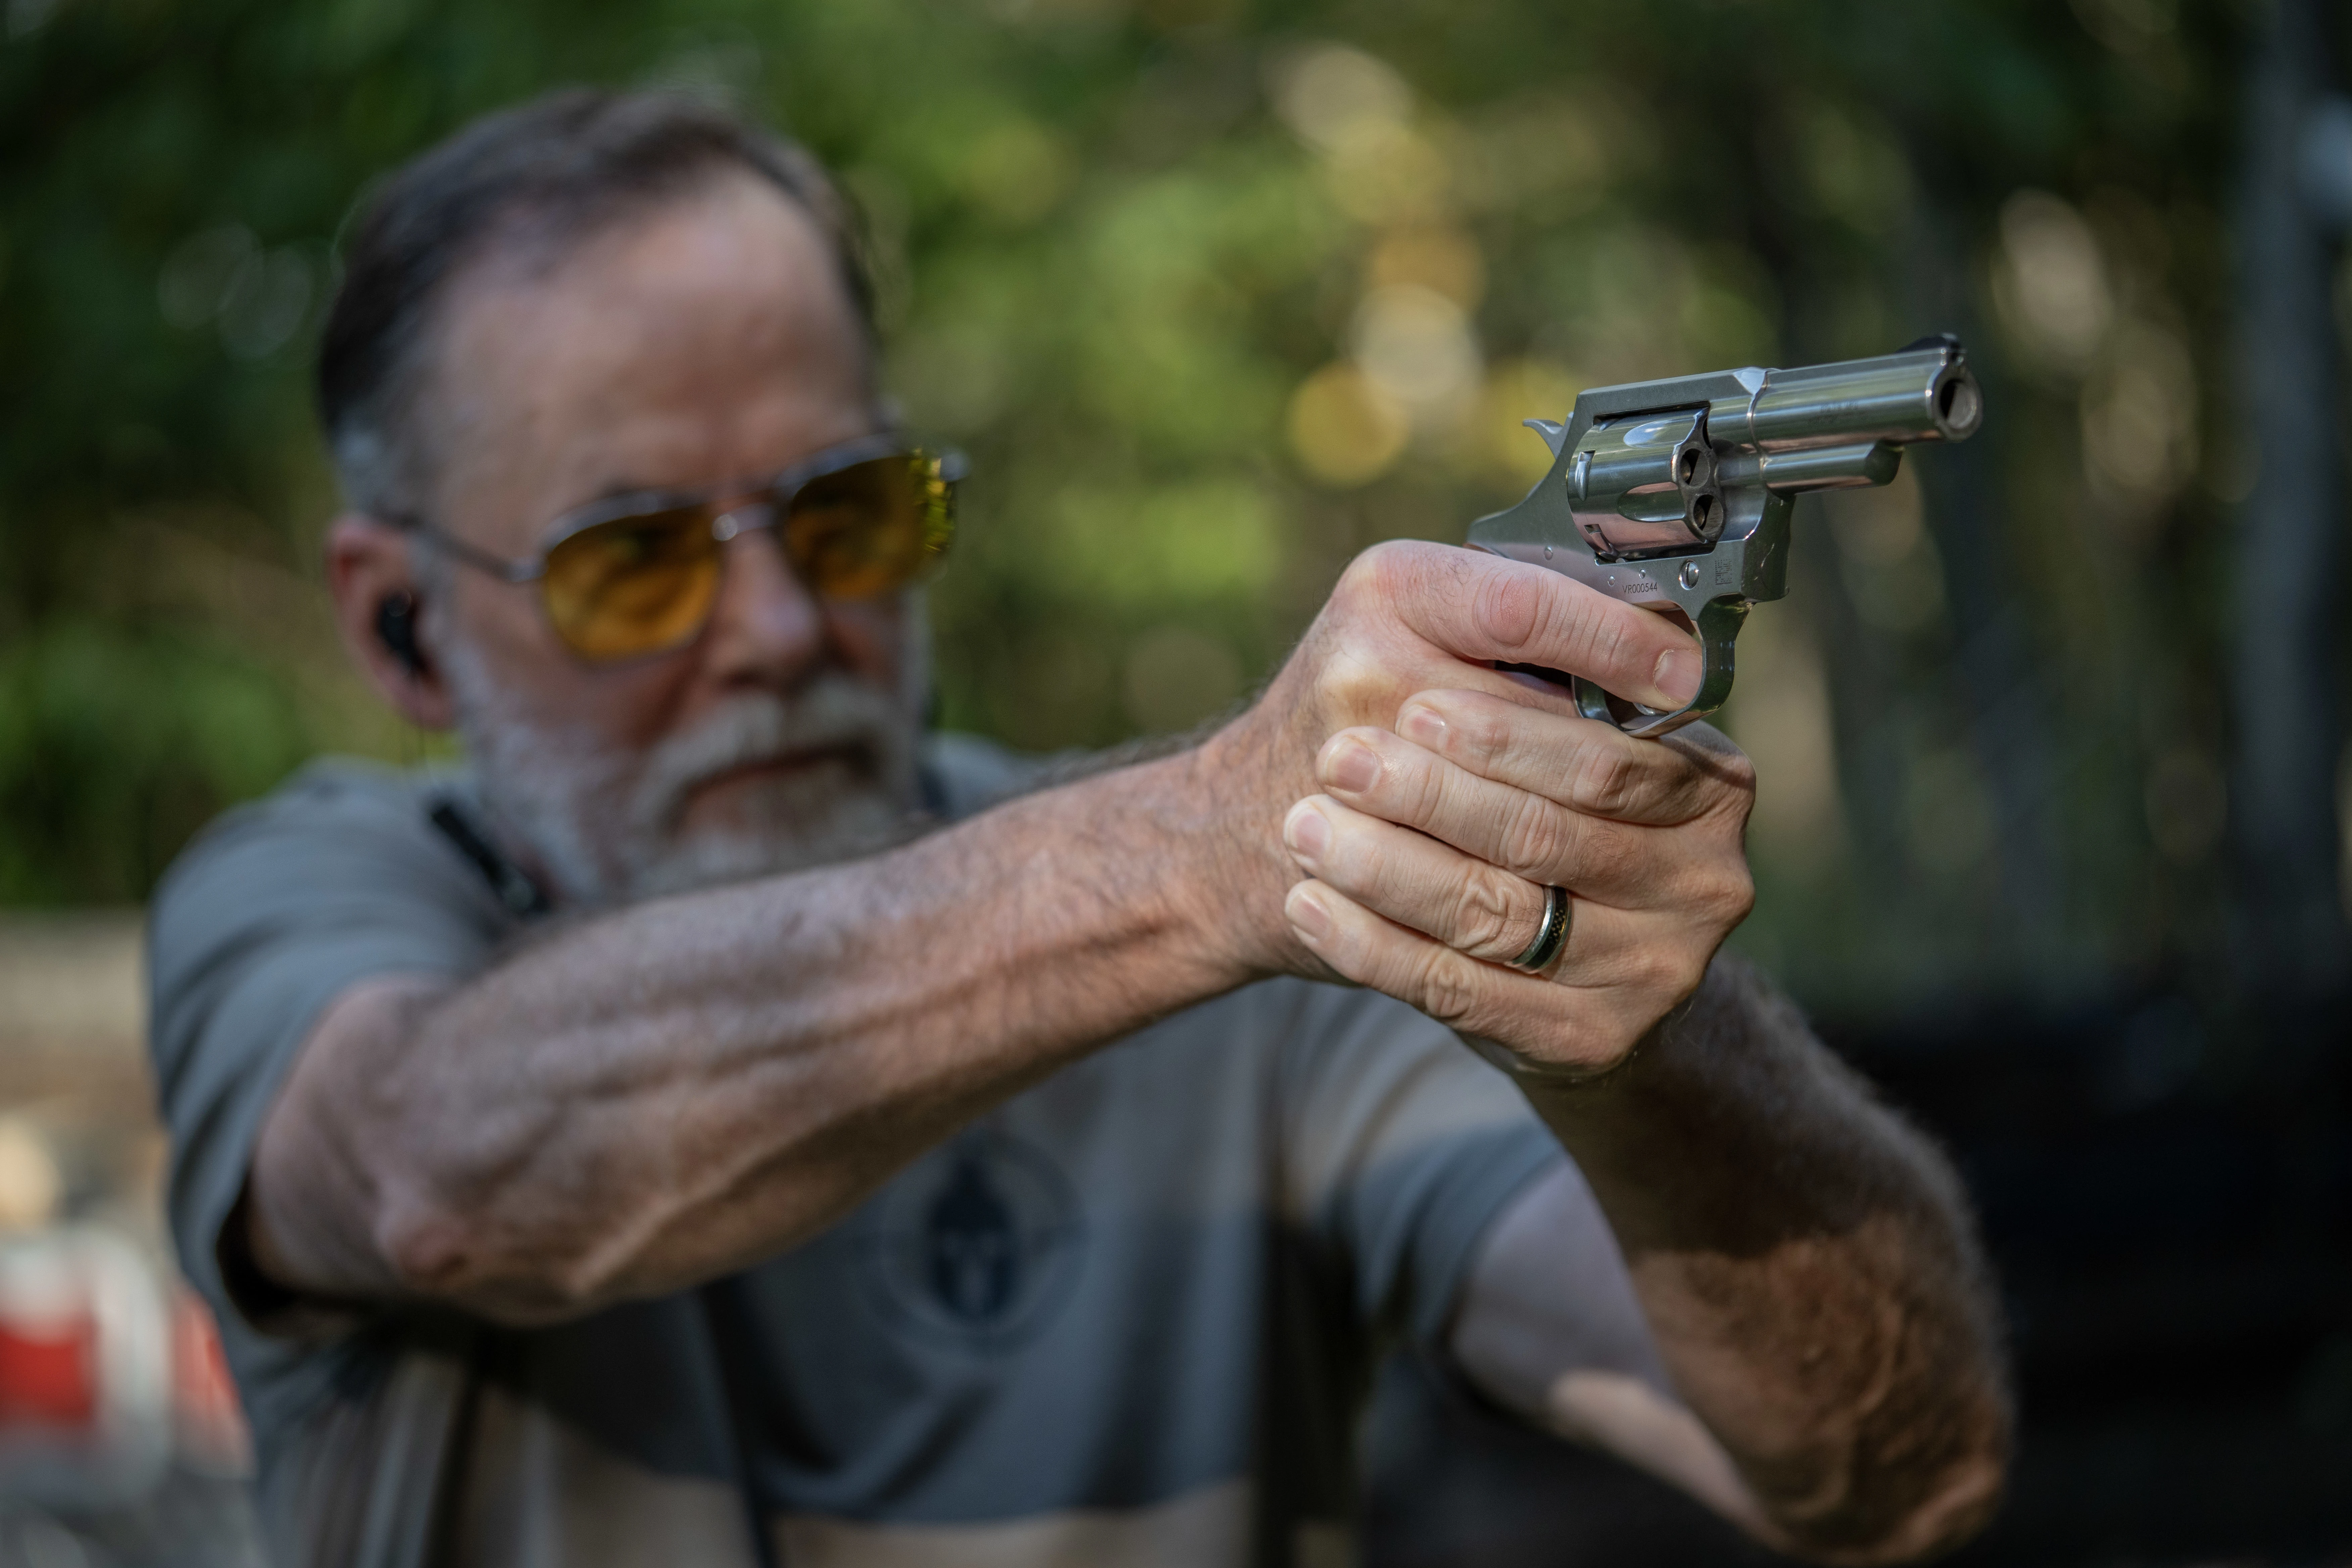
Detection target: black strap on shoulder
<box><xmin>420</xmin><ymin>1324</ymin><xmax>495</xmax><ymax>1568</ymax></box>
<box><xmin>698</xmin><ymin>1280</ymin><xmax>786</xmax><ymax>1568</ymax></box>
<box><xmin>427</xmin><ymin>799</ymin><xmax>552</xmax><ymax>920</ymax></box>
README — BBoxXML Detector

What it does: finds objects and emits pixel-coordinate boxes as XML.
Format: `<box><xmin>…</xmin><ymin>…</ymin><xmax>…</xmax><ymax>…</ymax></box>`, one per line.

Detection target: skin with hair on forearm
<box><xmin>249</xmin><ymin>739</ymin><xmax>1282</xmax><ymax>1323</ymax></box>
<box><xmin>1511</xmin><ymin>959</ymin><xmax>2011</xmax><ymax>1562</ymax></box>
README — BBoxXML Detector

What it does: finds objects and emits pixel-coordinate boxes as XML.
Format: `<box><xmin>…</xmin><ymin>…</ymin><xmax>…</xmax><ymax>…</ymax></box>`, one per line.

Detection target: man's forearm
<box><xmin>252</xmin><ymin>739</ymin><xmax>1283</xmax><ymax>1323</ymax></box>
<box><xmin>1514</xmin><ymin>958</ymin><xmax>2010</xmax><ymax>1562</ymax></box>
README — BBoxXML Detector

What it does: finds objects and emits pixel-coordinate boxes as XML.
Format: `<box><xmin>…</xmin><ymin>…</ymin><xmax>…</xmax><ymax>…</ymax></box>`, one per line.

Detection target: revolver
<box><xmin>1466</xmin><ymin>336</ymin><xmax>1983</xmax><ymax>737</ymax></box>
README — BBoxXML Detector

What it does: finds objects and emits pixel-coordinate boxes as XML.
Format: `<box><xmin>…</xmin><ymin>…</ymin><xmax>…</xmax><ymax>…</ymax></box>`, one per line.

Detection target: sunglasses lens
<box><xmin>542</xmin><ymin>506</ymin><xmax>721</xmax><ymax>660</ymax></box>
<box><xmin>782</xmin><ymin>454</ymin><xmax>956</xmax><ymax>600</ymax></box>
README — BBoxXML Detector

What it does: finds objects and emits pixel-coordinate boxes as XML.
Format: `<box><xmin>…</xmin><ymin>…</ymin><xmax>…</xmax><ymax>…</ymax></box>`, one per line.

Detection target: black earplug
<box><xmin>375</xmin><ymin>590</ymin><xmax>429</xmax><ymax>679</ymax></box>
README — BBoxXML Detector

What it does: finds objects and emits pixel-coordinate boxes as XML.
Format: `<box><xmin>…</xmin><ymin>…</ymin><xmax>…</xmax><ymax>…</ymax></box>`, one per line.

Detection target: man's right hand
<box><xmin>1195</xmin><ymin>539</ymin><xmax>1706</xmax><ymax>977</ymax></box>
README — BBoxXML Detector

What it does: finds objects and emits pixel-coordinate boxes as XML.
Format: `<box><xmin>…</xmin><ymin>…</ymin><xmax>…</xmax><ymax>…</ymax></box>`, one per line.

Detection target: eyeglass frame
<box><xmin>384</xmin><ymin>431</ymin><xmax>966</xmax><ymax>594</ymax></box>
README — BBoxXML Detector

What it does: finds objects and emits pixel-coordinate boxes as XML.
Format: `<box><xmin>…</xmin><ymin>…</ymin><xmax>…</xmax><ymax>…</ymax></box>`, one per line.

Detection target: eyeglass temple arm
<box><xmin>382</xmin><ymin>513</ymin><xmax>544</xmax><ymax>584</ymax></box>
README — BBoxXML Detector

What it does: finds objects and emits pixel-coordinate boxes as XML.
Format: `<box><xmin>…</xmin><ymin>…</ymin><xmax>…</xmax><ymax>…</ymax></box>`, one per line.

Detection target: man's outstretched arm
<box><xmin>247</xmin><ymin>739</ymin><xmax>1266</xmax><ymax>1324</ymax></box>
<box><xmin>1277</xmin><ymin>687</ymin><xmax>2008</xmax><ymax>1561</ymax></box>
<box><xmin>1449</xmin><ymin>961</ymin><xmax>2008</xmax><ymax>1564</ymax></box>
<box><xmin>1529</xmin><ymin>960</ymin><xmax>2006</xmax><ymax>1562</ymax></box>
<box><xmin>247</xmin><ymin>540</ymin><xmax>1711</xmax><ymax>1326</ymax></box>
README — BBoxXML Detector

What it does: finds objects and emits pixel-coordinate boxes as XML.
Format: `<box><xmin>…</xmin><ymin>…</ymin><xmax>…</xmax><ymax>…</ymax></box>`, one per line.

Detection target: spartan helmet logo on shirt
<box><xmin>927</xmin><ymin>1155</ymin><xmax>1019</xmax><ymax>1322</ymax></box>
<box><xmin>860</xmin><ymin>1128</ymin><xmax>1083</xmax><ymax>1349</ymax></box>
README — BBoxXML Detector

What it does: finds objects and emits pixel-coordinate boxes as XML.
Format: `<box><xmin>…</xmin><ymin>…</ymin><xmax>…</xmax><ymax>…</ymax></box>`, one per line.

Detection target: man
<box><xmin>149</xmin><ymin>89</ymin><xmax>2008</xmax><ymax>1567</ymax></box>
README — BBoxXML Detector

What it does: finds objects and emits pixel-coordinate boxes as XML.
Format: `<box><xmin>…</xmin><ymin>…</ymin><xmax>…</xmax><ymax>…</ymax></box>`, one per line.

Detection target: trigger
<box><xmin>1522</xmin><ymin>419</ymin><xmax>1568</xmax><ymax>457</ymax></box>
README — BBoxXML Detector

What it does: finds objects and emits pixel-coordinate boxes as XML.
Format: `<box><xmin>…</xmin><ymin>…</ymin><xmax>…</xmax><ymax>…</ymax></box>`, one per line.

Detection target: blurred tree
<box><xmin>0</xmin><ymin>0</ymin><xmax>2328</xmax><ymax>1020</ymax></box>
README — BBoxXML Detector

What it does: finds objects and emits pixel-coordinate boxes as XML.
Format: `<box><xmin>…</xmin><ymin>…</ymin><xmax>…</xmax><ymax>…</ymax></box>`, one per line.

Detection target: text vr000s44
<box><xmin>1467</xmin><ymin>336</ymin><xmax>1982</xmax><ymax>738</ymax></box>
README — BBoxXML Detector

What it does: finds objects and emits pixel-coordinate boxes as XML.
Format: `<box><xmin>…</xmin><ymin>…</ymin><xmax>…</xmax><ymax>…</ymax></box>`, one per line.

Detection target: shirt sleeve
<box><xmin>1272</xmin><ymin>983</ymin><xmax>1564</xmax><ymax>1348</ymax></box>
<box><xmin>146</xmin><ymin>762</ymin><xmax>510</xmax><ymax>1427</ymax></box>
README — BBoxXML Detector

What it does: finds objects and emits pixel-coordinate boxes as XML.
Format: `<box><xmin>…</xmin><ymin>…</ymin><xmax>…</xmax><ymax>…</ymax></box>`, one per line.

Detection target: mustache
<box><xmin>626</xmin><ymin>677</ymin><xmax>913</xmax><ymax>835</ymax></box>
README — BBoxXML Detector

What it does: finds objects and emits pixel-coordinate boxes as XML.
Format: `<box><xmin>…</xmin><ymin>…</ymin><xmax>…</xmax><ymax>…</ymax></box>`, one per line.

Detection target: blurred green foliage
<box><xmin>0</xmin><ymin>0</ymin><xmax>2271</xmax><ymax>1010</ymax></box>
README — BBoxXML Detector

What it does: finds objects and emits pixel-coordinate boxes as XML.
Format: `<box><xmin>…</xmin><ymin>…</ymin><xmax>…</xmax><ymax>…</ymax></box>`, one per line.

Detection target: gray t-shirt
<box><xmin>147</xmin><ymin>741</ymin><xmax>1563</xmax><ymax>1568</ymax></box>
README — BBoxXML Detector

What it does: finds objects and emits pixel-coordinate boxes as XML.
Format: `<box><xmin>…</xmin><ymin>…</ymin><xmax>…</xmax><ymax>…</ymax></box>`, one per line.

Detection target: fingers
<box><xmin>1309</xmin><ymin>729</ymin><xmax>1700</xmax><ymax>907</ymax></box>
<box><xmin>1391</xmin><ymin>690</ymin><xmax>1744</xmax><ymax>827</ymax></box>
<box><xmin>1285</xmin><ymin>777</ymin><xmax>1747</xmax><ymax>973</ymax></box>
<box><xmin>1282</xmin><ymin>877</ymin><xmax>1656</xmax><ymax>1071</ymax></box>
<box><xmin>1336</xmin><ymin>542</ymin><xmax>1703</xmax><ymax>714</ymax></box>
<box><xmin>1283</xmin><ymin>794</ymin><xmax>1556</xmax><ymax>965</ymax></box>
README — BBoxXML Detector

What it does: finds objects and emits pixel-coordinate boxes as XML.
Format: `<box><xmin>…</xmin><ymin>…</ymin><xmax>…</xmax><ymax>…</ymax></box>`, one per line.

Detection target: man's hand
<box><xmin>1196</xmin><ymin>538</ymin><xmax>1713</xmax><ymax>986</ymax></box>
<box><xmin>1275</xmin><ymin>693</ymin><xmax>1754</xmax><ymax>1071</ymax></box>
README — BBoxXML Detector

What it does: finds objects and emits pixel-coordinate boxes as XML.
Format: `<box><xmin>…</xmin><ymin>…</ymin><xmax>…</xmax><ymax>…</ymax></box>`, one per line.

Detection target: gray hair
<box><xmin>316</xmin><ymin>87</ymin><xmax>876</xmax><ymax>525</ymax></box>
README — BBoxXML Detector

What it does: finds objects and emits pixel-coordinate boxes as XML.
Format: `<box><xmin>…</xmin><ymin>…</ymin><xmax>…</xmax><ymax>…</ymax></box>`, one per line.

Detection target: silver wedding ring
<box><xmin>1509</xmin><ymin>885</ymin><xmax>1572</xmax><ymax>972</ymax></box>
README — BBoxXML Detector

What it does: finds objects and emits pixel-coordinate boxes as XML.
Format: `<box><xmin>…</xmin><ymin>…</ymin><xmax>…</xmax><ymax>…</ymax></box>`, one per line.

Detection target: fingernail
<box><xmin>1653</xmin><ymin>647</ymin><xmax>1702</xmax><ymax>706</ymax></box>
<box><xmin>1323</xmin><ymin>739</ymin><xmax>1380</xmax><ymax>794</ymax></box>
<box><xmin>1283</xmin><ymin>801</ymin><xmax>1332</xmax><ymax>863</ymax></box>
<box><xmin>1285</xmin><ymin>885</ymin><xmax>1332</xmax><ymax>940</ymax></box>
<box><xmin>1399</xmin><ymin>705</ymin><xmax>1446</xmax><ymax>750</ymax></box>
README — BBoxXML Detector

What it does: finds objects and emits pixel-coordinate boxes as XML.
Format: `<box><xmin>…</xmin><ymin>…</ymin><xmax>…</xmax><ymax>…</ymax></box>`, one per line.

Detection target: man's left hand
<box><xmin>1277</xmin><ymin>687</ymin><xmax>1757</xmax><ymax>1073</ymax></box>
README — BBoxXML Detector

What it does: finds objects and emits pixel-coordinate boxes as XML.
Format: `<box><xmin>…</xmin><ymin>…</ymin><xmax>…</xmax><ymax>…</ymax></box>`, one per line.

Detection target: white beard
<box><xmin>442</xmin><ymin>638</ymin><xmax>922</xmax><ymax>909</ymax></box>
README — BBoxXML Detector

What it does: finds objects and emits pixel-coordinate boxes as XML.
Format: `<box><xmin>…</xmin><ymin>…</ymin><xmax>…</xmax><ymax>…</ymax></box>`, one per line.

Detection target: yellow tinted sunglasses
<box><xmin>399</xmin><ymin>436</ymin><xmax>961</xmax><ymax>662</ymax></box>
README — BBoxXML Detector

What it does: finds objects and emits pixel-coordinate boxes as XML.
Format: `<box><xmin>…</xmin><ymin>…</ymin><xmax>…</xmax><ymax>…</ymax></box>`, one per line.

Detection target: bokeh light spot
<box><xmin>1287</xmin><ymin>362</ymin><xmax>1408</xmax><ymax>487</ymax></box>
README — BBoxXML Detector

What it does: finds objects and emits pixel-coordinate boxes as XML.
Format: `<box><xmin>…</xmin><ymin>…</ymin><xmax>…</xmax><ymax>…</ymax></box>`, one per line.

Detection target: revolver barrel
<box><xmin>1727</xmin><ymin>346</ymin><xmax>1982</xmax><ymax>454</ymax></box>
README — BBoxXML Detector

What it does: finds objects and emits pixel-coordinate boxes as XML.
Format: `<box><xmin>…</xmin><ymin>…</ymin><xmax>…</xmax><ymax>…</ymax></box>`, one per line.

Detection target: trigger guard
<box><xmin>1572</xmin><ymin>676</ymin><xmax>1710</xmax><ymax>739</ymax></box>
<box><xmin>1571</xmin><ymin>596</ymin><xmax>1751</xmax><ymax>741</ymax></box>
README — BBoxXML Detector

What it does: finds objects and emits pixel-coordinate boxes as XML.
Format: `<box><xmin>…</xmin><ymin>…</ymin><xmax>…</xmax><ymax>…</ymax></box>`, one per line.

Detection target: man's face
<box><xmin>416</xmin><ymin>172</ymin><xmax>923</xmax><ymax>906</ymax></box>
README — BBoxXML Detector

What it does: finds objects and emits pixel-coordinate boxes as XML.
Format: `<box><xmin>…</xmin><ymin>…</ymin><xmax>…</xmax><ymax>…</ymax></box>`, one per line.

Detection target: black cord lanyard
<box><xmin>698</xmin><ymin>1281</ymin><xmax>786</xmax><ymax>1568</ymax></box>
<box><xmin>427</xmin><ymin>800</ymin><xmax>551</xmax><ymax>920</ymax></box>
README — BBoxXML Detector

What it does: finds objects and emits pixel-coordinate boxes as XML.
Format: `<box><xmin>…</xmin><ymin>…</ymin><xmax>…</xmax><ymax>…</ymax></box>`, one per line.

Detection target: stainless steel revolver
<box><xmin>1465</xmin><ymin>336</ymin><xmax>1983</xmax><ymax>737</ymax></box>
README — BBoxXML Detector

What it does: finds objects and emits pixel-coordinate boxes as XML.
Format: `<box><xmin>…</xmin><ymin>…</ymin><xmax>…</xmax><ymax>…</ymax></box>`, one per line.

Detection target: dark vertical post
<box><xmin>1901</xmin><ymin>197</ymin><xmax>2068</xmax><ymax>980</ymax></box>
<box><xmin>2230</xmin><ymin>0</ymin><xmax>2351</xmax><ymax>1009</ymax></box>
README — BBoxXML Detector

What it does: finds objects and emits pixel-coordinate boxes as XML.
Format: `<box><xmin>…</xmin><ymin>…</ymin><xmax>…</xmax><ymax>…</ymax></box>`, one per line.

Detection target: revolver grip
<box><xmin>1571</xmin><ymin>596</ymin><xmax>1750</xmax><ymax>740</ymax></box>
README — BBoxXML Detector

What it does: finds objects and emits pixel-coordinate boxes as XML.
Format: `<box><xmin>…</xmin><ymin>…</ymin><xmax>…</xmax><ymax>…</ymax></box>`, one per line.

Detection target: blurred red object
<box><xmin>172</xmin><ymin>1288</ymin><xmax>250</xmax><ymax>1473</ymax></box>
<box><xmin>0</xmin><ymin>1309</ymin><xmax>97</xmax><ymax>1429</ymax></box>
<box><xmin>0</xmin><ymin>1228</ymin><xmax>169</xmax><ymax>1503</ymax></box>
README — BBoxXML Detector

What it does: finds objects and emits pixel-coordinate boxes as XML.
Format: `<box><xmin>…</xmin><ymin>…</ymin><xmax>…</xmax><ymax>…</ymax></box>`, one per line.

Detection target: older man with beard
<box><xmin>147</xmin><ymin>90</ymin><xmax>2008</xmax><ymax>1568</ymax></box>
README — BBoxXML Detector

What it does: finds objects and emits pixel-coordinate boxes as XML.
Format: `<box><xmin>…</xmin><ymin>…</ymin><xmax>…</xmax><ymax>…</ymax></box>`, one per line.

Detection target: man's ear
<box><xmin>325</xmin><ymin>515</ymin><xmax>458</xmax><ymax>731</ymax></box>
